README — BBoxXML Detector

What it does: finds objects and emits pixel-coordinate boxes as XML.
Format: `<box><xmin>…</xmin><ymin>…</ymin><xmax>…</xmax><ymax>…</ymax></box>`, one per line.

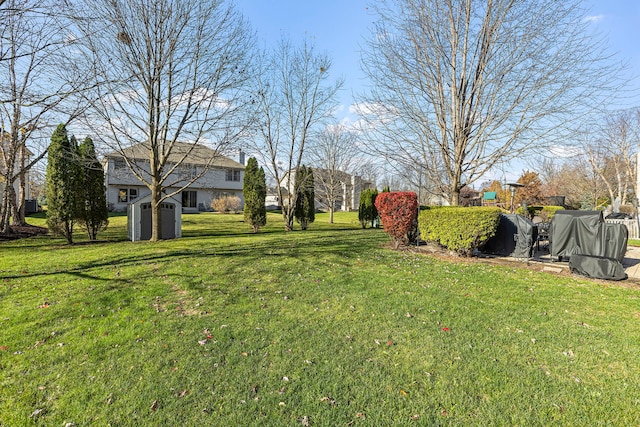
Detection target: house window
<box><xmin>179</xmin><ymin>163</ymin><xmax>197</xmax><ymax>179</ymax></box>
<box><xmin>182</xmin><ymin>190</ymin><xmax>197</xmax><ymax>208</ymax></box>
<box><xmin>118</xmin><ymin>188</ymin><xmax>138</xmax><ymax>203</ymax></box>
<box><xmin>225</xmin><ymin>169</ymin><xmax>241</xmax><ymax>182</ymax></box>
<box><xmin>114</xmin><ymin>158</ymin><xmax>126</xmax><ymax>170</ymax></box>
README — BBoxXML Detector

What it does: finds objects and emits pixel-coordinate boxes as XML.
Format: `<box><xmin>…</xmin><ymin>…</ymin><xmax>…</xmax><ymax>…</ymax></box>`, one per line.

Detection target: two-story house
<box><xmin>103</xmin><ymin>142</ymin><xmax>245</xmax><ymax>212</ymax></box>
<box><xmin>281</xmin><ymin>167</ymin><xmax>374</xmax><ymax>212</ymax></box>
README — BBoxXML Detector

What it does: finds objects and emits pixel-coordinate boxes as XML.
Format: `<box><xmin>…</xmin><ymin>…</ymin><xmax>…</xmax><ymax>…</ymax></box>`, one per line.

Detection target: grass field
<box><xmin>1</xmin><ymin>212</ymin><xmax>640</xmax><ymax>426</ymax></box>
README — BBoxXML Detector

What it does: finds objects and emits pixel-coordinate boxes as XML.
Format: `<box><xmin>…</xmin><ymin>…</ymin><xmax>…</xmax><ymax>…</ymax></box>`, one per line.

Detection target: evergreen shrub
<box><xmin>358</xmin><ymin>188</ymin><xmax>378</xmax><ymax>228</ymax></box>
<box><xmin>374</xmin><ymin>191</ymin><xmax>418</xmax><ymax>247</ymax></box>
<box><xmin>419</xmin><ymin>206</ymin><xmax>501</xmax><ymax>256</ymax></box>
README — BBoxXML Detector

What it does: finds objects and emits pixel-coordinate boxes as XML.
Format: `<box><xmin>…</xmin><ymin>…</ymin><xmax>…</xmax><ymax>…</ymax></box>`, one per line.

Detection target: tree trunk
<box><xmin>0</xmin><ymin>184</ymin><xmax>12</xmax><ymax>233</ymax></box>
<box><xmin>64</xmin><ymin>217</ymin><xmax>73</xmax><ymax>244</ymax></box>
<box><xmin>151</xmin><ymin>181</ymin><xmax>162</xmax><ymax>241</ymax></box>
<box><xmin>329</xmin><ymin>207</ymin><xmax>334</xmax><ymax>224</ymax></box>
<box><xmin>13</xmin><ymin>146</ymin><xmax>27</xmax><ymax>226</ymax></box>
<box><xmin>283</xmin><ymin>209</ymin><xmax>294</xmax><ymax>231</ymax></box>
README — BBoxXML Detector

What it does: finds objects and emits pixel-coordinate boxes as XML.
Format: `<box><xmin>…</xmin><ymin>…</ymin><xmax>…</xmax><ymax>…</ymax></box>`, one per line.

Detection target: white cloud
<box><xmin>549</xmin><ymin>144</ymin><xmax>582</xmax><ymax>158</ymax></box>
<box><xmin>583</xmin><ymin>14</ymin><xmax>605</xmax><ymax>24</ymax></box>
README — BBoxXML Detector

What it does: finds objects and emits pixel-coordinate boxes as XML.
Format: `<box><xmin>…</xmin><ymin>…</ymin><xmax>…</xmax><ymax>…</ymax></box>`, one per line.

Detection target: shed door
<box><xmin>140</xmin><ymin>202</ymin><xmax>176</xmax><ymax>240</ymax></box>
<box><xmin>141</xmin><ymin>203</ymin><xmax>152</xmax><ymax>240</ymax></box>
<box><xmin>161</xmin><ymin>203</ymin><xmax>175</xmax><ymax>239</ymax></box>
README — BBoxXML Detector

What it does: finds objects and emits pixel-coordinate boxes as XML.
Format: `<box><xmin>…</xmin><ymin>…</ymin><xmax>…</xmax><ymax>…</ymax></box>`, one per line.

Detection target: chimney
<box><xmin>238</xmin><ymin>150</ymin><xmax>245</xmax><ymax>165</ymax></box>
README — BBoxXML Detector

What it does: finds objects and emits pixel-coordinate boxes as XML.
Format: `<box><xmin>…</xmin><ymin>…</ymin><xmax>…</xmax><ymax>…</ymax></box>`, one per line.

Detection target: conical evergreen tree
<box><xmin>243</xmin><ymin>157</ymin><xmax>267</xmax><ymax>233</ymax></box>
<box><xmin>45</xmin><ymin>124</ymin><xmax>84</xmax><ymax>243</ymax></box>
<box><xmin>358</xmin><ymin>188</ymin><xmax>378</xmax><ymax>229</ymax></box>
<box><xmin>294</xmin><ymin>165</ymin><xmax>315</xmax><ymax>230</ymax></box>
<box><xmin>79</xmin><ymin>137</ymin><xmax>109</xmax><ymax>240</ymax></box>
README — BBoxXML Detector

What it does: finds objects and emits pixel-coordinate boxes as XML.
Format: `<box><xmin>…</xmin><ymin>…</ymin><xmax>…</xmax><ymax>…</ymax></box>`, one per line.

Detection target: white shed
<box><xmin>127</xmin><ymin>194</ymin><xmax>182</xmax><ymax>241</ymax></box>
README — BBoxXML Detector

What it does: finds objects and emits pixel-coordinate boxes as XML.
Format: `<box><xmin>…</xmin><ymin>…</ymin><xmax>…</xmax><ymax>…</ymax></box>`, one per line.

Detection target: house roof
<box><xmin>105</xmin><ymin>142</ymin><xmax>244</xmax><ymax>169</ymax></box>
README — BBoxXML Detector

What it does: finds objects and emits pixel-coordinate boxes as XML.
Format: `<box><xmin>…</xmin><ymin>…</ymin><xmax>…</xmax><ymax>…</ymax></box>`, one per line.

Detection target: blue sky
<box><xmin>234</xmin><ymin>1</ymin><xmax>640</xmax><ymax>184</ymax></box>
<box><xmin>235</xmin><ymin>0</ymin><xmax>640</xmax><ymax>122</ymax></box>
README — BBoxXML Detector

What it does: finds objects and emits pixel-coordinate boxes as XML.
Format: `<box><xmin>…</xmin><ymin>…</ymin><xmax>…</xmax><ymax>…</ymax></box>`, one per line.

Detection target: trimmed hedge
<box><xmin>375</xmin><ymin>191</ymin><xmax>418</xmax><ymax>247</ymax></box>
<box><xmin>419</xmin><ymin>206</ymin><xmax>502</xmax><ymax>256</ymax></box>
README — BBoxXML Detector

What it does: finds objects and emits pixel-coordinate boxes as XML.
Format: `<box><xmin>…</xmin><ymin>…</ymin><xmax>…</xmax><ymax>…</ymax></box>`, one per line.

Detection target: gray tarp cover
<box><xmin>549</xmin><ymin>210</ymin><xmax>627</xmax><ymax>262</ymax></box>
<box><xmin>550</xmin><ymin>210</ymin><xmax>628</xmax><ymax>280</ymax></box>
<box><xmin>482</xmin><ymin>214</ymin><xmax>537</xmax><ymax>258</ymax></box>
<box><xmin>569</xmin><ymin>254</ymin><xmax>628</xmax><ymax>281</ymax></box>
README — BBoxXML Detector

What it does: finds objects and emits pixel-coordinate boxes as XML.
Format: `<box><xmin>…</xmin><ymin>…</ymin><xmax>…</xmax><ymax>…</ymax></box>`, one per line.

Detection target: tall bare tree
<box><xmin>585</xmin><ymin>108</ymin><xmax>639</xmax><ymax>206</ymax></box>
<box><xmin>358</xmin><ymin>0</ymin><xmax>623</xmax><ymax>205</ymax></box>
<box><xmin>252</xmin><ymin>38</ymin><xmax>342</xmax><ymax>231</ymax></box>
<box><xmin>0</xmin><ymin>0</ymin><xmax>78</xmax><ymax>232</ymax></box>
<box><xmin>72</xmin><ymin>0</ymin><xmax>255</xmax><ymax>240</ymax></box>
<box><xmin>307</xmin><ymin>124</ymin><xmax>360</xmax><ymax>223</ymax></box>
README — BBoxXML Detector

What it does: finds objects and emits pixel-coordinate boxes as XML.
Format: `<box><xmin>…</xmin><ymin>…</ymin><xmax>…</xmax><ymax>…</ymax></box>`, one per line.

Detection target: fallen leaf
<box><xmin>356</xmin><ymin>412</ymin><xmax>366</xmax><ymax>419</ymax></box>
<box><xmin>400</xmin><ymin>389</ymin><xmax>409</xmax><ymax>396</ymax></box>
<box><xmin>29</xmin><ymin>408</ymin><xmax>45</xmax><ymax>418</ymax></box>
<box><xmin>151</xmin><ymin>400</ymin><xmax>158</xmax><ymax>411</ymax></box>
<box><xmin>197</xmin><ymin>339</ymin><xmax>207</xmax><ymax>346</ymax></box>
<box><xmin>178</xmin><ymin>389</ymin><xmax>189</xmax><ymax>398</ymax></box>
<box><xmin>0</xmin><ymin>345</ymin><xmax>8</xmax><ymax>351</ymax></box>
<box><xmin>300</xmin><ymin>415</ymin><xmax>310</xmax><ymax>426</ymax></box>
<box><xmin>410</xmin><ymin>414</ymin><xmax>420</xmax><ymax>420</ymax></box>
<box><xmin>320</xmin><ymin>396</ymin><xmax>336</xmax><ymax>406</ymax></box>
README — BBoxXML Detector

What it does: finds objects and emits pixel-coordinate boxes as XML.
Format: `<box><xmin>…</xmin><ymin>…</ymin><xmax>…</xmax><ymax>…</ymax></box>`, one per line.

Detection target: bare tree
<box><xmin>358</xmin><ymin>0</ymin><xmax>623</xmax><ymax>205</ymax></box>
<box><xmin>72</xmin><ymin>0</ymin><xmax>255</xmax><ymax>240</ymax></box>
<box><xmin>585</xmin><ymin>108</ymin><xmax>639</xmax><ymax>206</ymax></box>
<box><xmin>0</xmin><ymin>0</ymin><xmax>79</xmax><ymax>232</ymax></box>
<box><xmin>251</xmin><ymin>38</ymin><xmax>342</xmax><ymax>231</ymax></box>
<box><xmin>307</xmin><ymin>124</ymin><xmax>360</xmax><ymax>223</ymax></box>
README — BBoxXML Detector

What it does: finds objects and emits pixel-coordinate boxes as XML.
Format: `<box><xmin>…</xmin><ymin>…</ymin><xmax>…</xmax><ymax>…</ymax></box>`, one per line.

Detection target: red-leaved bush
<box><xmin>374</xmin><ymin>191</ymin><xmax>418</xmax><ymax>247</ymax></box>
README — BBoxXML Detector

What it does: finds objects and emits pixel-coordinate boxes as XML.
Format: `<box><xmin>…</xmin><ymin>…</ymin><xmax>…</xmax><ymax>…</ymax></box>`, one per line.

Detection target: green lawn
<box><xmin>1</xmin><ymin>212</ymin><xmax>639</xmax><ymax>426</ymax></box>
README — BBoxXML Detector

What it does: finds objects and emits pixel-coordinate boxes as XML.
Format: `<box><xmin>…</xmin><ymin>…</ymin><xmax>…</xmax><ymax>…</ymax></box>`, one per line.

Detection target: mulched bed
<box><xmin>0</xmin><ymin>225</ymin><xmax>48</xmax><ymax>241</ymax></box>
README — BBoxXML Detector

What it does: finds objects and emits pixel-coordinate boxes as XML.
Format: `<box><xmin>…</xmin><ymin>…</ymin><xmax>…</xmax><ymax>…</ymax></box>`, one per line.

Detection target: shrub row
<box><xmin>419</xmin><ymin>206</ymin><xmax>502</xmax><ymax>256</ymax></box>
<box><xmin>211</xmin><ymin>195</ymin><xmax>242</xmax><ymax>213</ymax></box>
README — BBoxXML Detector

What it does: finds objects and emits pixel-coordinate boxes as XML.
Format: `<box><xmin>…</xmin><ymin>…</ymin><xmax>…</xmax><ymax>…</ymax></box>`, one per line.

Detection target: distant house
<box><xmin>103</xmin><ymin>143</ymin><xmax>245</xmax><ymax>213</ymax></box>
<box><xmin>281</xmin><ymin>168</ymin><xmax>375</xmax><ymax>212</ymax></box>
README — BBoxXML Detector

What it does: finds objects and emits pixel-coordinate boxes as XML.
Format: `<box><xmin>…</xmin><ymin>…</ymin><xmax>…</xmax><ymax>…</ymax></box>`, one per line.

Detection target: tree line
<box><xmin>0</xmin><ymin>0</ymin><xmax>633</xmax><ymax>241</ymax></box>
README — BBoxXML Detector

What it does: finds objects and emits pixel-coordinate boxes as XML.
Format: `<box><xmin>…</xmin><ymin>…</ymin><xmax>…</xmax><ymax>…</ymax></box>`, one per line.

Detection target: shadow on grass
<box><xmin>0</xmin><ymin>228</ymin><xmax>385</xmax><ymax>282</ymax></box>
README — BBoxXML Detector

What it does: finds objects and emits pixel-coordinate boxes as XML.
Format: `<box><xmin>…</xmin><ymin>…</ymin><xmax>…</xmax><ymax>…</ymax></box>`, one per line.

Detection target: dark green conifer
<box><xmin>294</xmin><ymin>165</ymin><xmax>315</xmax><ymax>230</ymax></box>
<box><xmin>358</xmin><ymin>188</ymin><xmax>378</xmax><ymax>228</ymax></box>
<box><xmin>243</xmin><ymin>157</ymin><xmax>267</xmax><ymax>233</ymax></box>
<box><xmin>79</xmin><ymin>137</ymin><xmax>109</xmax><ymax>240</ymax></box>
<box><xmin>45</xmin><ymin>124</ymin><xmax>84</xmax><ymax>243</ymax></box>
